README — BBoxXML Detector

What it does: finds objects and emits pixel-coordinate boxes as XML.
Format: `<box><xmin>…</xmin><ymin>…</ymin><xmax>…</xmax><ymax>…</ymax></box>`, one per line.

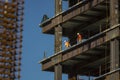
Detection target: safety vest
<box><xmin>65</xmin><ymin>42</ymin><xmax>70</xmax><ymax>47</ymax></box>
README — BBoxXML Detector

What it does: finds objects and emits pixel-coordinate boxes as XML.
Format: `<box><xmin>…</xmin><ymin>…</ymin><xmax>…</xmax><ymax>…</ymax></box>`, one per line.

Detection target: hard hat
<box><xmin>64</xmin><ymin>40</ymin><xmax>66</xmax><ymax>42</ymax></box>
<box><xmin>77</xmin><ymin>33</ymin><xmax>79</xmax><ymax>35</ymax></box>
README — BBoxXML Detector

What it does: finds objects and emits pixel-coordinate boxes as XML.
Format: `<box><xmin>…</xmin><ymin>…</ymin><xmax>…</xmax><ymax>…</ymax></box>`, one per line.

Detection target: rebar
<box><xmin>0</xmin><ymin>0</ymin><xmax>24</xmax><ymax>80</ymax></box>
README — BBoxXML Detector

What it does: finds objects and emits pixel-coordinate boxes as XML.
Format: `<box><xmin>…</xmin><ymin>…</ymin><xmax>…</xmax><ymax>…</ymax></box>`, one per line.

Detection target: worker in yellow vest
<box><xmin>64</xmin><ymin>40</ymin><xmax>71</xmax><ymax>48</ymax></box>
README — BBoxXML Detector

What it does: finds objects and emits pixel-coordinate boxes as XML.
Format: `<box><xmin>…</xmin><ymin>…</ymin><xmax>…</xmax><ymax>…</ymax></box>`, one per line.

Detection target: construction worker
<box><xmin>77</xmin><ymin>33</ymin><xmax>82</xmax><ymax>43</ymax></box>
<box><xmin>64</xmin><ymin>40</ymin><xmax>71</xmax><ymax>48</ymax></box>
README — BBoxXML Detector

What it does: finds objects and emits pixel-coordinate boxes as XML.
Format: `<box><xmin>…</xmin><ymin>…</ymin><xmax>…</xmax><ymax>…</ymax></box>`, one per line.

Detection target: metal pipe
<box><xmin>94</xmin><ymin>68</ymin><xmax>120</xmax><ymax>80</ymax></box>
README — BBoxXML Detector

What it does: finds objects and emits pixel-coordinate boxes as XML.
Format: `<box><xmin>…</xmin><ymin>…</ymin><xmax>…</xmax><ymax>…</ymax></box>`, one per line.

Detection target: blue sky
<box><xmin>22</xmin><ymin>0</ymin><xmax>88</xmax><ymax>80</ymax></box>
<box><xmin>22</xmin><ymin>0</ymin><xmax>55</xmax><ymax>80</ymax></box>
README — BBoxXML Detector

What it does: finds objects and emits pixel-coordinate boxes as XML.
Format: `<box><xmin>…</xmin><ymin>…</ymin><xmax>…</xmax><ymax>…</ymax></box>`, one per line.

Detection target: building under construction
<box><xmin>40</xmin><ymin>0</ymin><xmax>120</xmax><ymax>80</ymax></box>
<box><xmin>0</xmin><ymin>0</ymin><xmax>24</xmax><ymax>80</ymax></box>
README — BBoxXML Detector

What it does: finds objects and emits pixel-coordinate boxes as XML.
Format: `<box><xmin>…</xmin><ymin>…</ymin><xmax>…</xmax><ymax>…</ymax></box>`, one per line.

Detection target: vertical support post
<box><xmin>55</xmin><ymin>25</ymin><xmax>62</xmax><ymax>53</ymax></box>
<box><xmin>54</xmin><ymin>0</ymin><xmax>62</xmax><ymax>80</ymax></box>
<box><xmin>110</xmin><ymin>0</ymin><xmax>119</xmax><ymax>26</ymax></box>
<box><xmin>54</xmin><ymin>25</ymin><xmax>62</xmax><ymax>80</ymax></box>
<box><xmin>55</xmin><ymin>0</ymin><xmax>62</xmax><ymax>15</ymax></box>
<box><xmin>55</xmin><ymin>64</ymin><xmax>62</xmax><ymax>80</ymax></box>
<box><xmin>109</xmin><ymin>0</ymin><xmax>120</xmax><ymax>80</ymax></box>
<box><xmin>110</xmin><ymin>40</ymin><xmax>119</xmax><ymax>80</ymax></box>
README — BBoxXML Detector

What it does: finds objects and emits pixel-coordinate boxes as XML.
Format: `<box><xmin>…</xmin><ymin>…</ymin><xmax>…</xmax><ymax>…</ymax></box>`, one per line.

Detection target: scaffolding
<box><xmin>0</xmin><ymin>0</ymin><xmax>24</xmax><ymax>80</ymax></box>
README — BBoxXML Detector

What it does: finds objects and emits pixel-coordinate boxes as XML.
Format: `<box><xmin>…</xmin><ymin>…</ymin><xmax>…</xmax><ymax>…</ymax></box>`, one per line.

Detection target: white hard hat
<box><xmin>77</xmin><ymin>33</ymin><xmax>79</xmax><ymax>35</ymax></box>
<box><xmin>64</xmin><ymin>40</ymin><xmax>66</xmax><ymax>42</ymax></box>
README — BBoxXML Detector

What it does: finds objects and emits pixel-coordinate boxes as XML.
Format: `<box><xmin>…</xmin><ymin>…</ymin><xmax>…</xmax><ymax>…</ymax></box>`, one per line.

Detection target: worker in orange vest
<box><xmin>64</xmin><ymin>40</ymin><xmax>71</xmax><ymax>48</ymax></box>
<box><xmin>77</xmin><ymin>33</ymin><xmax>82</xmax><ymax>43</ymax></box>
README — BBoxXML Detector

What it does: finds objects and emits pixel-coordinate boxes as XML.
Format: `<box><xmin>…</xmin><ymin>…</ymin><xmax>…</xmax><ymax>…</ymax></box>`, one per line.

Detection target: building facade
<box><xmin>0</xmin><ymin>0</ymin><xmax>24</xmax><ymax>80</ymax></box>
<box><xmin>40</xmin><ymin>0</ymin><xmax>120</xmax><ymax>80</ymax></box>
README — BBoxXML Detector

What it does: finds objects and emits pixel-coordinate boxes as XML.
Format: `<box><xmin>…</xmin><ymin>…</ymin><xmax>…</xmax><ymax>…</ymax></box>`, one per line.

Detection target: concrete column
<box><xmin>110</xmin><ymin>0</ymin><xmax>119</xmax><ymax>26</ymax></box>
<box><xmin>109</xmin><ymin>0</ymin><xmax>120</xmax><ymax>80</ymax></box>
<box><xmin>55</xmin><ymin>64</ymin><xmax>62</xmax><ymax>80</ymax></box>
<box><xmin>55</xmin><ymin>25</ymin><xmax>62</xmax><ymax>53</ymax></box>
<box><xmin>54</xmin><ymin>0</ymin><xmax>62</xmax><ymax>79</ymax></box>
<box><xmin>54</xmin><ymin>25</ymin><xmax>62</xmax><ymax>80</ymax></box>
<box><xmin>55</xmin><ymin>0</ymin><xmax>62</xmax><ymax>15</ymax></box>
<box><xmin>110</xmin><ymin>39</ymin><xmax>119</xmax><ymax>80</ymax></box>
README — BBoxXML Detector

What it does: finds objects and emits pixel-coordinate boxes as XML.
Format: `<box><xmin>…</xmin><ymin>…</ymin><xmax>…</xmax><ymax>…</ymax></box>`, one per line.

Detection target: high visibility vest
<box><xmin>65</xmin><ymin>42</ymin><xmax>70</xmax><ymax>47</ymax></box>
